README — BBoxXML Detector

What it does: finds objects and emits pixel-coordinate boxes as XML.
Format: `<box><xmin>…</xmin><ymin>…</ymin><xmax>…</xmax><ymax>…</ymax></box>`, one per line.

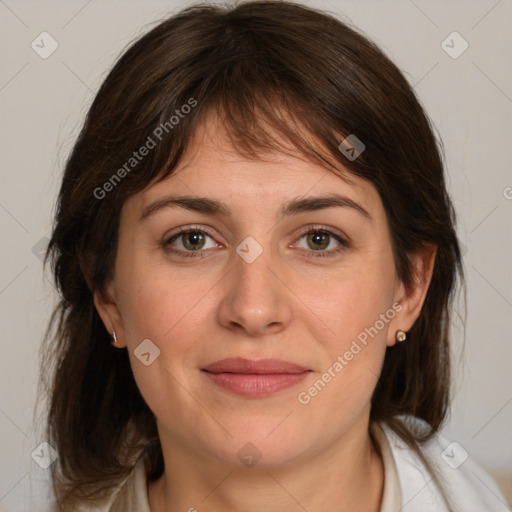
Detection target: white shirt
<box><xmin>74</xmin><ymin>419</ymin><xmax>509</xmax><ymax>511</ymax></box>
<box><xmin>376</xmin><ymin>421</ymin><xmax>510</xmax><ymax>511</ymax></box>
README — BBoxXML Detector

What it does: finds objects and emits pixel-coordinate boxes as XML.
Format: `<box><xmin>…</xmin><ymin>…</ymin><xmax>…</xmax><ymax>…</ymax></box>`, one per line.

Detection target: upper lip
<box><xmin>201</xmin><ymin>357</ymin><xmax>311</xmax><ymax>374</ymax></box>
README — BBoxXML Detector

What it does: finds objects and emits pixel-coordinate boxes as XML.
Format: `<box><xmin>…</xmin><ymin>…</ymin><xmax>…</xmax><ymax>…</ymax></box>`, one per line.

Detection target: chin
<box><xmin>216</xmin><ymin>440</ymin><xmax>304</xmax><ymax>469</ymax></box>
<box><xmin>197</xmin><ymin>421</ymin><xmax>312</xmax><ymax>469</ymax></box>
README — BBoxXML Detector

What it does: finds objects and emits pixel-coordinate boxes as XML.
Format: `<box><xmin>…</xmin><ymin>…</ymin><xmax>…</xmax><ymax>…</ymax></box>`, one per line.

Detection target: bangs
<box><xmin>149</xmin><ymin>79</ymin><xmax>355</xmax><ymax>191</ymax></box>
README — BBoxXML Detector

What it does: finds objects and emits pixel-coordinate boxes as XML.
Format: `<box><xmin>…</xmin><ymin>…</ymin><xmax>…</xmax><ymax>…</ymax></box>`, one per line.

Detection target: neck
<box><xmin>148</xmin><ymin>418</ymin><xmax>384</xmax><ymax>512</ymax></box>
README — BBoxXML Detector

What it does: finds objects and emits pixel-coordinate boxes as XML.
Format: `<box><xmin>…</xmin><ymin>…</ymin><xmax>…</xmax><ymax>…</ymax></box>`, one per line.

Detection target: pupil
<box><xmin>309</xmin><ymin>232</ymin><xmax>328</xmax><ymax>250</ymax></box>
<box><xmin>182</xmin><ymin>232</ymin><xmax>330</xmax><ymax>251</ymax></box>
<box><xmin>184</xmin><ymin>232</ymin><xmax>204</xmax><ymax>250</ymax></box>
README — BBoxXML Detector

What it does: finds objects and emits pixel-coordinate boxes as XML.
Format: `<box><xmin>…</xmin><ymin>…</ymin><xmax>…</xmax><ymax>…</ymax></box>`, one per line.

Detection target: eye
<box><xmin>294</xmin><ymin>226</ymin><xmax>349</xmax><ymax>258</ymax></box>
<box><xmin>162</xmin><ymin>224</ymin><xmax>349</xmax><ymax>259</ymax></box>
<box><xmin>163</xmin><ymin>225</ymin><xmax>219</xmax><ymax>258</ymax></box>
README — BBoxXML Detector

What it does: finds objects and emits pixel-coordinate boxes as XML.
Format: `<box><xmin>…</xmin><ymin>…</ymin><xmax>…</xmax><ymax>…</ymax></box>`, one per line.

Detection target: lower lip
<box><xmin>202</xmin><ymin>371</ymin><xmax>311</xmax><ymax>398</ymax></box>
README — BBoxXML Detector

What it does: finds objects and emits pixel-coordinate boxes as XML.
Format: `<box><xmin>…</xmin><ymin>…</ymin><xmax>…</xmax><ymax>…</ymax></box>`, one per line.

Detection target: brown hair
<box><xmin>40</xmin><ymin>1</ymin><xmax>464</xmax><ymax>509</ymax></box>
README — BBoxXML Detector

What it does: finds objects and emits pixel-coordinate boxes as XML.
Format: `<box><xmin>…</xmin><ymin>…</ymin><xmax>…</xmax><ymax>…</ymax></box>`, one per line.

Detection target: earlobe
<box><xmin>92</xmin><ymin>282</ymin><xmax>126</xmax><ymax>348</ymax></box>
<box><xmin>388</xmin><ymin>243</ymin><xmax>437</xmax><ymax>346</ymax></box>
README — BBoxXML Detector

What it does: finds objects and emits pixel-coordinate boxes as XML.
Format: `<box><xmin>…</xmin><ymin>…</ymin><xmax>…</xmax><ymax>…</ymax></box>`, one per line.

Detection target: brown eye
<box><xmin>294</xmin><ymin>227</ymin><xmax>349</xmax><ymax>259</ymax></box>
<box><xmin>164</xmin><ymin>226</ymin><xmax>218</xmax><ymax>258</ymax></box>
<box><xmin>305</xmin><ymin>231</ymin><xmax>331</xmax><ymax>251</ymax></box>
<box><xmin>181</xmin><ymin>231</ymin><xmax>207</xmax><ymax>251</ymax></box>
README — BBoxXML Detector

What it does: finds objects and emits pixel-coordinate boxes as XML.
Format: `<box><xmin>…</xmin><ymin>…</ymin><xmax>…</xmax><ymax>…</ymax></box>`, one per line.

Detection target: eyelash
<box><xmin>162</xmin><ymin>224</ymin><xmax>350</xmax><ymax>259</ymax></box>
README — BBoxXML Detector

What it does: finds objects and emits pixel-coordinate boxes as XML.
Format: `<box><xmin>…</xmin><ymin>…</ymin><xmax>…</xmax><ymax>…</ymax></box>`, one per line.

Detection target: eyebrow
<box><xmin>139</xmin><ymin>193</ymin><xmax>372</xmax><ymax>222</ymax></box>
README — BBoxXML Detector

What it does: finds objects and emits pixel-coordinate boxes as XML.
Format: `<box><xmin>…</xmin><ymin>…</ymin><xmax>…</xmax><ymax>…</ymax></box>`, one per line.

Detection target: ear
<box><xmin>387</xmin><ymin>243</ymin><xmax>437</xmax><ymax>347</ymax></box>
<box><xmin>93</xmin><ymin>280</ymin><xmax>127</xmax><ymax>349</ymax></box>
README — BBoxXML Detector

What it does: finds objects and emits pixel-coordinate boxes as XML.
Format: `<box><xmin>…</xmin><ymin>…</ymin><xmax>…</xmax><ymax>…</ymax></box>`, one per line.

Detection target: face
<box><xmin>96</xmin><ymin>114</ymin><xmax>426</xmax><ymax>468</ymax></box>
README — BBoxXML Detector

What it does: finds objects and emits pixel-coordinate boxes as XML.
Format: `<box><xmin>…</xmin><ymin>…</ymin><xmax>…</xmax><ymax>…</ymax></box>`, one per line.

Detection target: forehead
<box><xmin>124</xmin><ymin>112</ymin><xmax>384</xmax><ymax>224</ymax></box>
<box><xmin>146</xmin><ymin>114</ymin><xmax>371</xmax><ymax>199</ymax></box>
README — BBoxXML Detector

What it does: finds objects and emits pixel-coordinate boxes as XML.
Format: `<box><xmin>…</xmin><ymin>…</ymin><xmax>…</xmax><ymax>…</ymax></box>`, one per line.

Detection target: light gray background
<box><xmin>0</xmin><ymin>0</ymin><xmax>511</xmax><ymax>510</ymax></box>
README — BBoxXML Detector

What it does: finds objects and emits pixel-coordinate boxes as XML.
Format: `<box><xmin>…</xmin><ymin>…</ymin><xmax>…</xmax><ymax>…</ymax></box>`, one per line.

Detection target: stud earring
<box><xmin>396</xmin><ymin>330</ymin><xmax>407</xmax><ymax>342</ymax></box>
<box><xmin>112</xmin><ymin>330</ymin><xmax>118</xmax><ymax>344</ymax></box>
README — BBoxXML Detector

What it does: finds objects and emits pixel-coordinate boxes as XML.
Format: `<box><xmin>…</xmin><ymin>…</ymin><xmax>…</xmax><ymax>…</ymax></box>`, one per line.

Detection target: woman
<box><xmin>41</xmin><ymin>1</ymin><xmax>508</xmax><ymax>511</ymax></box>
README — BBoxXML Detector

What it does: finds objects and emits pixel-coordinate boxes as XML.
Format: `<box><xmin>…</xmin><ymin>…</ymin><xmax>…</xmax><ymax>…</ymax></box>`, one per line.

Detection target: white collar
<box><xmin>106</xmin><ymin>418</ymin><xmax>509</xmax><ymax>512</ymax></box>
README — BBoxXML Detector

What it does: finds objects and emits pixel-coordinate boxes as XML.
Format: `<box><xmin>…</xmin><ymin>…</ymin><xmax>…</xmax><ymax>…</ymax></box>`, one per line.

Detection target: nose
<box><xmin>216</xmin><ymin>246</ymin><xmax>293</xmax><ymax>337</ymax></box>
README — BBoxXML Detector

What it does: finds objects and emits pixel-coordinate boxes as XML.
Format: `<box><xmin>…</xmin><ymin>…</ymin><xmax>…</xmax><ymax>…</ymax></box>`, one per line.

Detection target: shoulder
<box><xmin>46</xmin><ymin>451</ymin><xmax>154</xmax><ymax>512</ymax></box>
<box><xmin>379</xmin><ymin>416</ymin><xmax>509</xmax><ymax>511</ymax></box>
<box><xmin>106</xmin><ymin>452</ymin><xmax>152</xmax><ymax>512</ymax></box>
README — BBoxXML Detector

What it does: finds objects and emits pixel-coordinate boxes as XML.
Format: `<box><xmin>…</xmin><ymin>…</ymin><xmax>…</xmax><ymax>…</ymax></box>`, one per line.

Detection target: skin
<box><xmin>94</xmin><ymin>114</ymin><xmax>436</xmax><ymax>512</ymax></box>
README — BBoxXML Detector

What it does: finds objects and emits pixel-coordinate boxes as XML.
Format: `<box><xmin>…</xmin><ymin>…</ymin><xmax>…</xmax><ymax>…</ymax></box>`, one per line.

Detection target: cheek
<box><xmin>114</xmin><ymin>259</ymin><xmax>209</xmax><ymax>420</ymax></box>
<box><xmin>114</xmin><ymin>254</ymin><xmax>221</xmax><ymax>390</ymax></box>
<box><xmin>297</xmin><ymin>263</ymin><xmax>395</xmax><ymax>409</ymax></box>
<box><xmin>115</xmin><ymin>246</ymin><xmax>205</xmax><ymax>340</ymax></box>
<box><xmin>311</xmin><ymin>264</ymin><xmax>395</xmax><ymax>351</ymax></box>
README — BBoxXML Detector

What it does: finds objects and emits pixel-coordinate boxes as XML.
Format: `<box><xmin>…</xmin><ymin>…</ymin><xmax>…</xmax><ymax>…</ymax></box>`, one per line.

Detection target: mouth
<box><xmin>201</xmin><ymin>357</ymin><xmax>312</xmax><ymax>398</ymax></box>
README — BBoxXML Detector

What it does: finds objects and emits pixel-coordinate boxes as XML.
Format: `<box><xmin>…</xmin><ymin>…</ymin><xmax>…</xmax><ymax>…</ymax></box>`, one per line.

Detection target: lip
<box><xmin>201</xmin><ymin>358</ymin><xmax>312</xmax><ymax>398</ymax></box>
<box><xmin>202</xmin><ymin>357</ymin><xmax>310</xmax><ymax>374</ymax></box>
